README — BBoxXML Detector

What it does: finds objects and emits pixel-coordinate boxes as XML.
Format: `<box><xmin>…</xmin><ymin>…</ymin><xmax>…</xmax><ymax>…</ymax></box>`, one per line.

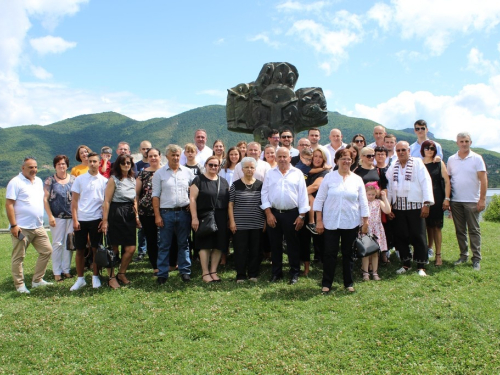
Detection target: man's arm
<box><xmin>477</xmin><ymin>171</ymin><xmax>487</xmax><ymax>212</ymax></box>
<box><xmin>5</xmin><ymin>199</ymin><xmax>20</xmax><ymax>237</ymax></box>
<box><xmin>71</xmin><ymin>192</ymin><xmax>80</xmax><ymax>231</ymax></box>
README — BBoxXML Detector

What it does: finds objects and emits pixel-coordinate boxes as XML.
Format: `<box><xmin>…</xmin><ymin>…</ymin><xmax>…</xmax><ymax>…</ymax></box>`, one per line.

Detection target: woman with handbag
<box><xmin>101</xmin><ymin>154</ymin><xmax>141</xmax><ymax>289</ymax></box>
<box><xmin>190</xmin><ymin>156</ymin><xmax>229</xmax><ymax>283</ymax></box>
<box><xmin>314</xmin><ymin>149</ymin><xmax>369</xmax><ymax>294</ymax></box>
<box><xmin>43</xmin><ymin>155</ymin><xmax>76</xmax><ymax>281</ymax></box>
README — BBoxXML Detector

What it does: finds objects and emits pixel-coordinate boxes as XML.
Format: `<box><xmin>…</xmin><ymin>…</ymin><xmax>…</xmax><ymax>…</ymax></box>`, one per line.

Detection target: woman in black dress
<box><xmin>190</xmin><ymin>156</ymin><xmax>230</xmax><ymax>283</ymax></box>
<box><xmin>421</xmin><ymin>140</ymin><xmax>450</xmax><ymax>266</ymax></box>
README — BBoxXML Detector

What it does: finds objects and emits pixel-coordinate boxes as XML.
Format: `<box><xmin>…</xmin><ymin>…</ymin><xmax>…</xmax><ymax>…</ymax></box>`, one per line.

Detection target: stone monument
<box><xmin>226</xmin><ymin>62</ymin><xmax>328</xmax><ymax>145</ymax></box>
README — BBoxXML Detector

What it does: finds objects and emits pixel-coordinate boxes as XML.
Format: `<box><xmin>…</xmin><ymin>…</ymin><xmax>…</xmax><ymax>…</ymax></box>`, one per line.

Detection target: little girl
<box><xmin>362</xmin><ymin>182</ymin><xmax>391</xmax><ymax>281</ymax></box>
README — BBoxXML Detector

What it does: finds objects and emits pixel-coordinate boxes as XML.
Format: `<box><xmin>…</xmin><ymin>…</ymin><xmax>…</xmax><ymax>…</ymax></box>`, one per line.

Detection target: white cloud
<box><xmin>368</xmin><ymin>0</ymin><xmax>500</xmax><ymax>55</ymax></box>
<box><xmin>467</xmin><ymin>48</ymin><xmax>499</xmax><ymax>75</ymax></box>
<box><xmin>351</xmin><ymin>75</ymin><xmax>500</xmax><ymax>152</ymax></box>
<box><xmin>248</xmin><ymin>33</ymin><xmax>280</xmax><ymax>48</ymax></box>
<box><xmin>276</xmin><ymin>1</ymin><xmax>330</xmax><ymax>13</ymax></box>
<box><xmin>214</xmin><ymin>38</ymin><xmax>224</xmax><ymax>45</ymax></box>
<box><xmin>30</xmin><ymin>65</ymin><xmax>52</xmax><ymax>79</ymax></box>
<box><xmin>24</xmin><ymin>0</ymin><xmax>89</xmax><ymax>31</ymax></box>
<box><xmin>30</xmin><ymin>35</ymin><xmax>76</xmax><ymax>55</ymax></box>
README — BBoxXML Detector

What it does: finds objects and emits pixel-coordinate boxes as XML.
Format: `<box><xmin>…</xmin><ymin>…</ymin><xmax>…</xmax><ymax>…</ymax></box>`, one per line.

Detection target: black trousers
<box><xmin>393</xmin><ymin>209</ymin><xmax>428</xmax><ymax>269</ymax></box>
<box><xmin>139</xmin><ymin>215</ymin><xmax>158</xmax><ymax>269</ymax></box>
<box><xmin>233</xmin><ymin>229</ymin><xmax>261</xmax><ymax>280</ymax></box>
<box><xmin>298</xmin><ymin>225</ymin><xmax>312</xmax><ymax>262</ymax></box>
<box><xmin>267</xmin><ymin>208</ymin><xmax>301</xmax><ymax>278</ymax></box>
<box><xmin>322</xmin><ymin>227</ymin><xmax>357</xmax><ymax>288</ymax></box>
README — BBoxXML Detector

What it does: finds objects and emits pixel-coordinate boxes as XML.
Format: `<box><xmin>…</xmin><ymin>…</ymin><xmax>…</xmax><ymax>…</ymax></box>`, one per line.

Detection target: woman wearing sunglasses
<box><xmin>351</xmin><ymin>134</ymin><xmax>367</xmax><ymax>149</ymax></box>
<box><xmin>421</xmin><ymin>140</ymin><xmax>450</xmax><ymax>266</ymax></box>
<box><xmin>354</xmin><ymin>147</ymin><xmax>388</xmax><ymax>190</ymax></box>
<box><xmin>190</xmin><ymin>156</ymin><xmax>230</xmax><ymax>283</ymax></box>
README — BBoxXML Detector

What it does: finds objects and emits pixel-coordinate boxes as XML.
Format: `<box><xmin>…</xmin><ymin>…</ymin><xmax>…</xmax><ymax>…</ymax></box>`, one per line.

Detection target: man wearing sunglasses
<box><xmin>279</xmin><ymin>129</ymin><xmax>299</xmax><ymax>157</ymax></box>
<box><xmin>410</xmin><ymin>120</ymin><xmax>443</xmax><ymax>159</ymax></box>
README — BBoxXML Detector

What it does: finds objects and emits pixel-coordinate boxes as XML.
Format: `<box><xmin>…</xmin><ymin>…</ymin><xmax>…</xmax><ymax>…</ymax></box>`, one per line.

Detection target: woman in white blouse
<box><xmin>314</xmin><ymin>149</ymin><xmax>369</xmax><ymax>294</ymax></box>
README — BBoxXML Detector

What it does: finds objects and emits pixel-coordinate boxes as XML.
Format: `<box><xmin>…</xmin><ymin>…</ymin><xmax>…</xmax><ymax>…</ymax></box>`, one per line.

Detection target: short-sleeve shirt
<box><xmin>137</xmin><ymin>170</ymin><xmax>156</xmax><ymax>216</ymax></box>
<box><xmin>71</xmin><ymin>172</ymin><xmax>108</xmax><ymax>221</ymax></box>
<box><xmin>307</xmin><ymin>170</ymin><xmax>329</xmax><ymax>198</ymax></box>
<box><xmin>229</xmin><ymin>179</ymin><xmax>265</xmax><ymax>230</ymax></box>
<box><xmin>354</xmin><ymin>167</ymin><xmax>387</xmax><ymax>190</ymax></box>
<box><xmin>44</xmin><ymin>175</ymin><xmax>76</xmax><ymax>218</ymax></box>
<box><xmin>6</xmin><ymin>173</ymin><xmax>45</xmax><ymax>229</ymax></box>
<box><xmin>111</xmin><ymin>176</ymin><xmax>136</xmax><ymax>203</ymax></box>
<box><xmin>192</xmin><ymin>175</ymin><xmax>229</xmax><ymax>214</ymax></box>
<box><xmin>447</xmin><ymin>150</ymin><xmax>486</xmax><ymax>203</ymax></box>
<box><xmin>70</xmin><ymin>164</ymin><xmax>89</xmax><ymax>177</ymax></box>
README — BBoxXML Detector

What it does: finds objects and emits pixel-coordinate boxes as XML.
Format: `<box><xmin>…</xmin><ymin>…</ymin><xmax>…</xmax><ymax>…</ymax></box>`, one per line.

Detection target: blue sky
<box><xmin>2</xmin><ymin>0</ymin><xmax>500</xmax><ymax>151</ymax></box>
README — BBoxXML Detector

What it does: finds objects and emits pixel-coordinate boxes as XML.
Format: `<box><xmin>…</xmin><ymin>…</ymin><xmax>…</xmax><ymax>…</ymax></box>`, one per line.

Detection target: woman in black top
<box><xmin>354</xmin><ymin>147</ymin><xmax>388</xmax><ymax>189</ymax></box>
<box><xmin>190</xmin><ymin>156</ymin><xmax>229</xmax><ymax>283</ymax></box>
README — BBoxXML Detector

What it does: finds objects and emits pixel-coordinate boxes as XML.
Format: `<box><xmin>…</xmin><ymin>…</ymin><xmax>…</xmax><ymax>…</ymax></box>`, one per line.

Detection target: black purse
<box><xmin>196</xmin><ymin>177</ymin><xmax>220</xmax><ymax>238</ymax></box>
<box><xmin>95</xmin><ymin>236</ymin><xmax>121</xmax><ymax>268</ymax></box>
<box><xmin>352</xmin><ymin>234</ymin><xmax>380</xmax><ymax>259</ymax></box>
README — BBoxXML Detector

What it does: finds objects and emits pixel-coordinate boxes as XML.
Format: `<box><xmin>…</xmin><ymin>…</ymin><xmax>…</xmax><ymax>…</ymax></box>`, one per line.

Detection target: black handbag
<box><xmin>66</xmin><ymin>232</ymin><xmax>76</xmax><ymax>251</ymax></box>
<box><xmin>196</xmin><ymin>176</ymin><xmax>220</xmax><ymax>238</ymax></box>
<box><xmin>95</xmin><ymin>236</ymin><xmax>120</xmax><ymax>268</ymax></box>
<box><xmin>352</xmin><ymin>234</ymin><xmax>380</xmax><ymax>259</ymax></box>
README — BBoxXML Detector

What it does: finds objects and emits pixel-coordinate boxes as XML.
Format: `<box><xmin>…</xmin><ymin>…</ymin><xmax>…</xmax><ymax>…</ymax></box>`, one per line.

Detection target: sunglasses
<box><xmin>364</xmin><ymin>154</ymin><xmax>375</xmax><ymax>158</ymax></box>
<box><xmin>396</xmin><ymin>149</ymin><xmax>408</xmax><ymax>153</ymax></box>
<box><xmin>415</xmin><ymin>127</ymin><xmax>426</xmax><ymax>131</ymax></box>
<box><xmin>121</xmin><ymin>161</ymin><xmax>131</xmax><ymax>165</ymax></box>
<box><xmin>424</xmin><ymin>147</ymin><xmax>436</xmax><ymax>151</ymax></box>
<box><xmin>354</xmin><ymin>139</ymin><xmax>364</xmax><ymax>143</ymax></box>
<box><xmin>281</xmin><ymin>135</ymin><xmax>293</xmax><ymax>139</ymax></box>
<box><xmin>207</xmin><ymin>163</ymin><xmax>219</xmax><ymax>168</ymax></box>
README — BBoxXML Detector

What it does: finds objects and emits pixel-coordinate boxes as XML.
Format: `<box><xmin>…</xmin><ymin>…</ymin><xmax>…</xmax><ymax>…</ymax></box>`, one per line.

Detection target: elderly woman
<box><xmin>355</xmin><ymin>147</ymin><xmax>388</xmax><ymax>189</ymax></box>
<box><xmin>70</xmin><ymin>145</ymin><xmax>92</xmax><ymax>176</ymax></box>
<box><xmin>136</xmin><ymin>147</ymin><xmax>162</xmax><ymax>276</ymax></box>
<box><xmin>102</xmin><ymin>154</ymin><xmax>141</xmax><ymax>289</ymax></box>
<box><xmin>228</xmin><ymin>157</ymin><xmax>265</xmax><ymax>282</ymax></box>
<box><xmin>43</xmin><ymin>155</ymin><xmax>76</xmax><ymax>281</ymax></box>
<box><xmin>421</xmin><ymin>140</ymin><xmax>451</xmax><ymax>266</ymax></box>
<box><xmin>314</xmin><ymin>149</ymin><xmax>369</xmax><ymax>293</ymax></box>
<box><xmin>190</xmin><ymin>155</ymin><xmax>230</xmax><ymax>283</ymax></box>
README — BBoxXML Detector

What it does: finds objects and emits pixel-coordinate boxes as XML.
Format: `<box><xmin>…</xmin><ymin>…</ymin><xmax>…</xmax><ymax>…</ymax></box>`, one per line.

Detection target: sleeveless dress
<box><xmin>367</xmin><ymin>199</ymin><xmax>388</xmax><ymax>251</ymax></box>
<box><xmin>425</xmin><ymin>162</ymin><xmax>445</xmax><ymax>229</ymax></box>
<box><xmin>108</xmin><ymin>176</ymin><xmax>137</xmax><ymax>246</ymax></box>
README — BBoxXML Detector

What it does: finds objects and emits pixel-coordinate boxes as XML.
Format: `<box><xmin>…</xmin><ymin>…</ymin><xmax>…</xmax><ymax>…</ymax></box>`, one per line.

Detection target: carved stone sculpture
<box><xmin>227</xmin><ymin>62</ymin><xmax>328</xmax><ymax>145</ymax></box>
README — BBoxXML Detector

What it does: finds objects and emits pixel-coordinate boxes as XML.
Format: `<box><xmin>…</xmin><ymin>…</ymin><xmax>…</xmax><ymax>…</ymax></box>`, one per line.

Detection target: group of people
<box><xmin>6</xmin><ymin>122</ymin><xmax>487</xmax><ymax>294</ymax></box>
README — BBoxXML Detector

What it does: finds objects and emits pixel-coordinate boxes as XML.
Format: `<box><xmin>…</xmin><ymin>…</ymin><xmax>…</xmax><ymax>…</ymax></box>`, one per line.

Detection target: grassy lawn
<box><xmin>1</xmin><ymin>220</ymin><xmax>499</xmax><ymax>374</ymax></box>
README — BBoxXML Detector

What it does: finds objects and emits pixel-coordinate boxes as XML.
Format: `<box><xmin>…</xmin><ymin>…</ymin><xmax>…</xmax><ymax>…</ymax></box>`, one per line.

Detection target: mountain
<box><xmin>1</xmin><ymin>105</ymin><xmax>499</xmax><ymax>187</ymax></box>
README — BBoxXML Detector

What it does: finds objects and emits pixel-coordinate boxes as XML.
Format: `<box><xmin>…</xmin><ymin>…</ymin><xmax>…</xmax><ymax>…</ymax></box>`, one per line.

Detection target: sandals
<box><xmin>116</xmin><ymin>273</ymin><xmax>130</xmax><ymax>285</ymax></box>
<box><xmin>202</xmin><ymin>274</ymin><xmax>213</xmax><ymax>283</ymax></box>
<box><xmin>362</xmin><ymin>270</ymin><xmax>370</xmax><ymax>281</ymax></box>
<box><xmin>63</xmin><ymin>273</ymin><xmax>74</xmax><ymax>279</ymax></box>
<box><xmin>372</xmin><ymin>272</ymin><xmax>381</xmax><ymax>281</ymax></box>
<box><xmin>54</xmin><ymin>275</ymin><xmax>63</xmax><ymax>282</ymax></box>
<box><xmin>435</xmin><ymin>253</ymin><xmax>442</xmax><ymax>266</ymax></box>
<box><xmin>108</xmin><ymin>276</ymin><xmax>120</xmax><ymax>289</ymax></box>
<box><xmin>209</xmin><ymin>272</ymin><xmax>221</xmax><ymax>282</ymax></box>
<box><xmin>321</xmin><ymin>287</ymin><xmax>331</xmax><ymax>295</ymax></box>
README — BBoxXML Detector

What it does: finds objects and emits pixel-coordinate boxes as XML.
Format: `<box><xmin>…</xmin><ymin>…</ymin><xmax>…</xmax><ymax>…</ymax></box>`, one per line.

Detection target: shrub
<box><xmin>483</xmin><ymin>194</ymin><xmax>500</xmax><ymax>223</ymax></box>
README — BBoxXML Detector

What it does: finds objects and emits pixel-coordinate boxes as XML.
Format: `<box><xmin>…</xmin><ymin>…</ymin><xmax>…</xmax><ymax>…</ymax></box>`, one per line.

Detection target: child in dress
<box><xmin>362</xmin><ymin>182</ymin><xmax>391</xmax><ymax>281</ymax></box>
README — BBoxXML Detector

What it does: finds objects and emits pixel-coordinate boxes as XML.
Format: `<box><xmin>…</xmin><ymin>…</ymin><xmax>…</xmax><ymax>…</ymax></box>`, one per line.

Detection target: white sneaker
<box><xmin>17</xmin><ymin>285</ymin><xmax>30</xmax><ymax>294</ymax></box>
<box><xmin>32</xmin><ymin>279</ymin><xmax>53</xmax><ymax>288</ymax></box>
<box><xmin>70</xmin><ymin>277</ymin><xmax>87</xmax><ymax>291</ymax></box>
<box><xmin>396</xmin><ymin>267</ymin><xmax>408</xmax><ymax>274</ymax></box>
<box><xmin>418</xmin><ymin>269</ymin><xmax>427</xmax><ymax>277</ymax></box>
<box><xmin>92</xmin><ymin>276</ymin><xmax>101</xmax><ymax>289</ymax></box>
<box><xmin>428</xmin><ymin>248</ymin><xmax>434</xmax><ymax>258</ymax></box>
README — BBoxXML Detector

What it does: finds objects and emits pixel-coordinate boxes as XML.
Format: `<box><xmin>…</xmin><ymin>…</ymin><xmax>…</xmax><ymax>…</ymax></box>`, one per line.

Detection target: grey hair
<box><xmin>247</xmin><ymin>141</ymin><xmax>261</xmax><ymax>150</ymax></box>
<box><xmin>457</xmin><ymin>132</ymin><xmax>471</xmax><ymax>141</ymax></box>
<box><xmin>241</xmin><ymin>157</ymin><xmax>257</xmax><ymax>168</ymax></box>
<box><xmin>165</xmin><ymin>144</ymin><xmax>182</xmax><ymax>155</ymax></box>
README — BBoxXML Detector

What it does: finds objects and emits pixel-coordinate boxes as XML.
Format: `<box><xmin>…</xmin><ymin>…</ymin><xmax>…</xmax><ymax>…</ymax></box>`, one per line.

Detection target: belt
<box><xmin>271</xmin><ymin>208</ymin><xmax>297</xmax><ymax>213</ymax></box>
<box><xmin>160</xmin><ymin>206</ymin><xmax>188</xmax><ymax>212</ymax></box>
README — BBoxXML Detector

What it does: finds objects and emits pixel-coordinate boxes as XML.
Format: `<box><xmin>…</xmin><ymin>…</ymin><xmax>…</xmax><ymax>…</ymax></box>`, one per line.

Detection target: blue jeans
<box><xmin>137</xmin><ymin>228</ymin><xmax>147</xmax><ymax>255</ymax></box>
<box><xmin>157</xmin><ymin>210</ymin><xmax>191</xmax><ymax>278</ymax></box>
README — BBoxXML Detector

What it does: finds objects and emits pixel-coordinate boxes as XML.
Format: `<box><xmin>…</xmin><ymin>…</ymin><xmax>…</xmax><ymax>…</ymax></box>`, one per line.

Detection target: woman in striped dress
<box><xmin>228</xmin><ymin>157</ymin><xmax>266</xmax><ymax>283</ymax></box>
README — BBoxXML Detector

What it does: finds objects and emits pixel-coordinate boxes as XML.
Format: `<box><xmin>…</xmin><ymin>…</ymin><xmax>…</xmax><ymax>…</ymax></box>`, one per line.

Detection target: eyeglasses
<box><xmin>396</xmin><ymin>149</ymin><xmax>408</xmax><ymax>153</ymax></box>
<box><xmin>354</xmin><ymin>139</ymin><xmax>364</xmax><ymax>143</ymax></box>
<box><xmin>281</xmin><ymin>135</ymin><xmax>293</xmax><ymax>139</ymax></box>
<box><xmin>298</xmin><ymin>144</ymin><xmax>310</xmax><ymax>147</ymax></box>
<box><xmin>339</xmin><ymin>158</ymin><xmax>352</xmax><ymax>162</ymax></box>
<box><xmin>207</xmin><ymin>163</ymin><xmax>219</xmax><ymax>168</ymax></box>
<box><xmin>424</xmin><ymin>147</ymin><xmax>436</xmax><ymax>151</ymax></box>
<box><xmin>121</xmin><ymin>161</ymin><xmax>131</xmax><ymax>165</ymax></box>
<box><xmin>271</xmin><ymin>136</ymin><xmax>280</xmax><ymax>140</ymax></box>
<box><xmin>364</xmin><ymin>154</ymin><xmax>375</xmax><ymax>159</ymax></box>
<box><xmin>415</xmin><ymin>127</ymin><xmax>426</xmax><ymax>131</ymax></box>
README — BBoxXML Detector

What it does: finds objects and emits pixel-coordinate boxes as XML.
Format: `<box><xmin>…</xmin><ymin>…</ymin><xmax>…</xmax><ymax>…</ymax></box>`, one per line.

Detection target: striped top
<box><xmin>229</xmin><ymin>179</ymin><xmax>265</xmax><ymax>230</ymax></box>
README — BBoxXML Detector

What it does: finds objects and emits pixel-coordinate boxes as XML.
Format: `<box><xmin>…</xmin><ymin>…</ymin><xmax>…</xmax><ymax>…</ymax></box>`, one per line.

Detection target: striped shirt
<box><xmin>229</xmin><ymin>179</ymin><xmax>265</xmax><ymax>230</ymax></box>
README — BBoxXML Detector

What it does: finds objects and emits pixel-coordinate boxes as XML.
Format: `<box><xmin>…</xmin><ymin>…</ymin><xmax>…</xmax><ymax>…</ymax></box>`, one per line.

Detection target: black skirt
<box><xmin>195</xmin><ymin>208</ymin><xmax>228</xmax><ymax>252</ymax></box>
<box><xmin>108</xmin><ymin>202</ymin><xmax>137</xmax><ymax>246</ymax></box>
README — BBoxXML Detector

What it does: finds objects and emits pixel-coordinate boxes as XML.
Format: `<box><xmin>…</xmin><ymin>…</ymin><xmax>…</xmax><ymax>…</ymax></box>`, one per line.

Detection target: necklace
<box><xmin>243</xmin><ymin>179</ymin><xmax>255</xmax><ymax>189</ymax></box>
<box><xmin>55</xmin><ymin>173</ymin><xmax>68</xmax><ymax>180</ymax></box>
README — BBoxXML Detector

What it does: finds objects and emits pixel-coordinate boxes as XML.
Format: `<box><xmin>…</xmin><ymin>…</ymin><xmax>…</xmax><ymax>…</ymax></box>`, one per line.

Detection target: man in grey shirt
<box><xmin>152</xmin><ymin>144</ymin><xmax>195</xmax><ymax>284</ymax></box>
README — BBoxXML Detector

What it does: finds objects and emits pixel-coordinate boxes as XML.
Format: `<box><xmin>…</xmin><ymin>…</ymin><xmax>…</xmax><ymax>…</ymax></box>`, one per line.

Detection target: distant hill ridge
<box><xmin>0</xmin><ymin>105</ymin><xmax>498</xmax><ymax>187</ymax></box>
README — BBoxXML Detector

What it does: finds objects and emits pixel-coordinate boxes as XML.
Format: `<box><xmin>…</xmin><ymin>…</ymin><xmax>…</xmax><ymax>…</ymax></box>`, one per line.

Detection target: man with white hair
<box><xmin>368</xmin><ymin>125</ymin><xmax>386</xmax><ymax>149</ymax></box>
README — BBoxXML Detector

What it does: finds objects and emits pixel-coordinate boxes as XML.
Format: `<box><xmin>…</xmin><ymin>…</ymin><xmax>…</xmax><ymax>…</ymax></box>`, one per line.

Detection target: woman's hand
<box><xmin>192</xmin><ymin>218</ymin><xmax>199</xmax><ymax>232</ymax></box>
<box><xmin>442</xmin><ymin>199</ymin><xmax>450</xmax><ymax>211</ymax></box>
<box><xmin>361</xmin><ymin>223</ymin><xmax>369</xmax><ymax>234</ymax></box>
<box><xmin>229</xmin><ymin>220</ymin><xmax>237</xmax><ymax>234</ymax></box>
<box><xmin>100</xmin><ymin>220</ymin><xmax>108</xmax><ymax>235</ymax></box>
<box><xmin>136</xmin><ymin>216</ymin><xmax>142</xmax><ymax>229</ymax></box>
<box><xmin>48</xmin><ymin>216</ymin><xmax>56</xmax><ymax>227</ymax></box>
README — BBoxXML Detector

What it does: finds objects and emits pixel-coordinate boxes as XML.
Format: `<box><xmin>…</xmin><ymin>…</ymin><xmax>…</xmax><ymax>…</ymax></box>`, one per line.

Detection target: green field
<box><xmin>0</xmin><ymin>220</ymin><xmax>499</xmax><ymax>374</ymax></box>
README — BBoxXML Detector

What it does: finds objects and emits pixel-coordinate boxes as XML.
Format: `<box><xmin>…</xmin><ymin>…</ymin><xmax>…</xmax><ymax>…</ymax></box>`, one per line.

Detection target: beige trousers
<box><xmin>11</xmin><ymin>227</ymin><xmax>53</xmax><ymax>288</ymax></box>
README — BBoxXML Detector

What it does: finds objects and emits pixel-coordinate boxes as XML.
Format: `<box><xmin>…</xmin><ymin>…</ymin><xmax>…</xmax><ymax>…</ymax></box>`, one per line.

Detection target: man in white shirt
<box><xmin>152</xmin><ymin>144</ymin><xmax>195</xmax><ymax>284</ymax></box>
<box><xmin>409</xmin><ymin>120</ymin><xmax>443</xmax><ymax>159</ymax></box>
<box><xmin>447</xmin><ymin>132</ymin><xmax>487</xmax><ymax>270</ymax></box>
<box><xmin>383</xmin><ymin>134</ymin><xmax>398</xmax><ymax>167</ymax></box>
<box><xmin>386</xmin><ymin>141</ymin><xmax>434</xmax><ymax>276</ymax></box>
<box><xmin>6</xmin><ymin>157</ymin><xmax>53</xmax><ymax>293</ymax></box>
<box><xmin>233</xmin><ymin>142</ymin><xmax>270</xmax><ymax>182</ymax></box>
<box><xmin>180</xmin><ymin>129</ymin><xmax>213</xmax><ymax>165</ymax></box>
<box><xmin>367</xmin><ymin>125</ymin><xmax>386</xmax><ymax>149</ymax></box>
<box><xmin>324</xmin><ymin>128</ymin><xmax>346</xmax><ymax>163</ymax></box>
<box><xmin>261</xmin><ymin>147</ymin><xmax>310</xmax><ymax>285</ymax></box>
<box><xmin>260</xmin><ymin>129</ymin><xmax>281</xmax><ymax>160</ymax></box>
<box><xmin>308</xmin><ymin>128</ymin><xmax>332</xmax><ymax>166</ymax></box>
<box><xmin>280</xmin><ymin>129</ymin><xmax>299</xmax><ymax>157</ymax></box>
<box><xmin>70</xmin><ymin>152</ymin><xmax>108</xmax><ymax>291</ymax></box>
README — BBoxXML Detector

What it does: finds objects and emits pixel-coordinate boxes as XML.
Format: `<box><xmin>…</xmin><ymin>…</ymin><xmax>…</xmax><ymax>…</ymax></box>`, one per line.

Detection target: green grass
<box><xmin>1</xmin><ymin>221</ymin><xmax>499</xmax><ymax>374</ymax></box>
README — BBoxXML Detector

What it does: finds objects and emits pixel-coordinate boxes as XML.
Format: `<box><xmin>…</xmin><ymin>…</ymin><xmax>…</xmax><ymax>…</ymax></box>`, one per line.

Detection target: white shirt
<box><xmin>410</xmin><ymin>139</ymin><xmax>443</xmax><ymax>159</ymax></box>
<box><xmin>261</xmin><ymin>166</ymin><xmax>310</xmax><ymax>214</ymax></box>
<box><xmin>233</xmin><ymin>159</ymin><xmax>271</xmax><ymax>182</ymax></box>
<box><xmin>313</xmin><ymin>171</ymin><xmax>369</xmax><ymax>230</ymax></box>
<box><xmin>447</xmin><ymin>150</ymin><xmax>486</xmax><ymax>203</ymax></box>
<box><xmin>180</xmin><ymin>145</ymin><xmax>213</xmax><ymax>166</ymax></box>
<box><xmin>289</xmin><ymin>147</ymin><xmax>299</xmax><ymax>157</ymax></box>
<box><xmin>152</xmin><ymin>165</ymin><xmax>194</xmax><ymax>208</ymax></box>
<box><xmin>324</xmin><ymin>142</ymin><xmax>347</xmax><ymax>164</ymax></box>
<box><xmin>6</xmin><ymin>173</ymin><xmax>44</xmax><ymax>229</ymax></box>
<box><xmin>367</xmin><ymin>141</ymin><xmax>385</xmax><ymax>149</ymax></box>
<box><xmin>71</xmin><ymin>172</ymin><xmax>108</xmax><ymax>221</ymax></box>
<box><xmin>219</xmin><ymin>168</ymin><xmax>236</xmax><ymax>187</ymax></box>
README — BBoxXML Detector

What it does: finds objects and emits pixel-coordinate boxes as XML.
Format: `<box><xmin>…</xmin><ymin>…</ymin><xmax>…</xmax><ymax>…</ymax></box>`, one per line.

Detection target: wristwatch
<box><xmin>423</xmin><ymin>203</ymin><xmax>431</xmax><ymax>207</ymax></box>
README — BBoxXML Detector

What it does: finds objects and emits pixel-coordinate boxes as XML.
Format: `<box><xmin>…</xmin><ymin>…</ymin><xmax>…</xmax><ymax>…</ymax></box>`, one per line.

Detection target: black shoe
<box><xmin>157</xmin><ymin>277</ymin><xmax>167</xmax><ymax>285</ymax></box>
<box><xmin>269</xmin><ymin>275</ymin><xmax>283</xmax><ymax>283</ymax></box>
<box><xmin>134</xmin><ymin>254</ymin><xmax>145</xmax><ymax>262</ymax></box>
<box><xmin>180</xmin><ymin>274</ymin><xmax>191</xmax><ymax>282</ymax></box>
<box><xmin>289</xmin><ymin>275</ymin><xmax>299</xmax><ymax>285</ymax></box>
